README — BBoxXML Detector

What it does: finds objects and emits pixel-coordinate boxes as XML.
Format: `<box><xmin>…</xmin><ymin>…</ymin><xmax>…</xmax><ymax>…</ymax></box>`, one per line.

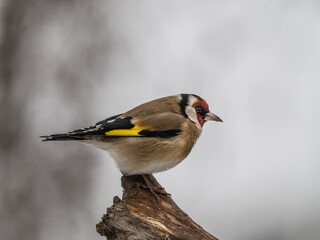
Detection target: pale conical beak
<box><xmin>205</xmin><ymin>112</ymin><xmax>223</xmax><ymax>122</ymax></box>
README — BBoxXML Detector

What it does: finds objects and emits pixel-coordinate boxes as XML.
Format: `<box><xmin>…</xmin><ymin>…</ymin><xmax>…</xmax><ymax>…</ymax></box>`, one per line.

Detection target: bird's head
<box><xmin>179</xmin><ymin>94</ymin><xmax>222</xmax><ymax>129</ymax></box>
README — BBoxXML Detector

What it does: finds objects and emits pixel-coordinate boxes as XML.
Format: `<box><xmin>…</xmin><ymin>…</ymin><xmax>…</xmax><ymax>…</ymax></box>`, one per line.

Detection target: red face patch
<box><xmin>192</xmin><ymin>98</ymin><xmax>209</xmax><ymax>127</ymax></box>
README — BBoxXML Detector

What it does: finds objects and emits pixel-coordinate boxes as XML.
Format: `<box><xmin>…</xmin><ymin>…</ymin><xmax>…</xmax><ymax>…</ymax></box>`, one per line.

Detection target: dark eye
<box><xmin>195</xmin><ymin>107</ymin><xmax>205</xmax><ymax>115</ymax></box>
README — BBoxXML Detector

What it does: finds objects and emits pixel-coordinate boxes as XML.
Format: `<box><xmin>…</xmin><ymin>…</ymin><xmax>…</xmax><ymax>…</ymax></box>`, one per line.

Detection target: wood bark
<box><xmin>96</xmin><ymin>175</ymin><xmax>219</xmax><ymax>240</ymax></box>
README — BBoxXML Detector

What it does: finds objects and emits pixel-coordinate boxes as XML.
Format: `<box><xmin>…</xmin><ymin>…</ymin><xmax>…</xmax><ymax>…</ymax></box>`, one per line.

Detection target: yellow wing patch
<box><xmin>105</xmin><ymin>125</ymin><xmax>148</xmax><ymax>136</ymax></box>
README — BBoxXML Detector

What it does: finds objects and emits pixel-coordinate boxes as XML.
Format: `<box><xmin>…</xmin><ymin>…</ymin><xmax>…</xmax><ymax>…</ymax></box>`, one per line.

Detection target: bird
<box><xmin>41</xmin><ymin>94</ymin><xmax>222</xmax><ymax>197</ymax></box>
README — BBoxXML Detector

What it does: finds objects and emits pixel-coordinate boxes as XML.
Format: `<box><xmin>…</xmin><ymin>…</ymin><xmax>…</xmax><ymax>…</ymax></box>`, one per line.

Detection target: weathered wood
<box><xmin>96</xmin><ymin>175</ymin><xmax>219</xmax><ymax>240</ymax></box>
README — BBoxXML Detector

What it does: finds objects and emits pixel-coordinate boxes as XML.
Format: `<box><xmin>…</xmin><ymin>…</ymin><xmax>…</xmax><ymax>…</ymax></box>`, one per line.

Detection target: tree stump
<box><xmin>96</xmin><ymin>175</ymin><xmax>219</xmax><ymax>240</ymax></box>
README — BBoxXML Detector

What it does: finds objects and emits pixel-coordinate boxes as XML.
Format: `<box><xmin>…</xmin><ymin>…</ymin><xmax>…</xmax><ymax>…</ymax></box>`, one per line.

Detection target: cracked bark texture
<box><xmin>96</xmin><ymin>175</ymin><xmax>219</xmax><ymax>240</ymax></box>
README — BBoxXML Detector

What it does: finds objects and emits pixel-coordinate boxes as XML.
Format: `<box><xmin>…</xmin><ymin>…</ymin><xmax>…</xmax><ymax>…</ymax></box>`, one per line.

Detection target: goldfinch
<box><xmin>41</xmin><ymin>94</ymin><xmax>222</xmax><ymax>176</ymax></box>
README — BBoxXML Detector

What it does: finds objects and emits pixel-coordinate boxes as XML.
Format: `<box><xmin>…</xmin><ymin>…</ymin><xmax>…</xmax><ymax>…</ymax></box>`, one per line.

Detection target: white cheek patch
<box><xmin>186</xmin><ymin>95</ymin><xmax>202</xmax><ymax>129</ymax></box>
<box><xmin>186</xmin><ymin>106</ymin><xmax>201</xmax><ymax>129</ymax></box>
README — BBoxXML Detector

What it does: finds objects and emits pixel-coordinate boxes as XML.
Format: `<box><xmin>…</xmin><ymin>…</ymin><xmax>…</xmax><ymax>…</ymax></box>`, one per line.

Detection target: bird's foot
<box><xmin>141</xmin><ymin>174</ymin><xmax>171</xmax><ymax>201</ymax></box>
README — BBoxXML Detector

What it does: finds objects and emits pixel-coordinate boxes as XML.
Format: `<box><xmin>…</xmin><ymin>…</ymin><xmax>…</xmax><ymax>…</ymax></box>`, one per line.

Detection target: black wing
<box><xmin>41</xmin><ymin>112</ymin><xmax>182</xmax><ymax>141</ymax></box>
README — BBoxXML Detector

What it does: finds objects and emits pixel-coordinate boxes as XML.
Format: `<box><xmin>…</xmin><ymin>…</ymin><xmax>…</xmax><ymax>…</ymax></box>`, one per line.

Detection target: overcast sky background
<box><xmin>1</xmin><ymin>1</ymin><xmax>320</xmax><ymax>240</ymax></box>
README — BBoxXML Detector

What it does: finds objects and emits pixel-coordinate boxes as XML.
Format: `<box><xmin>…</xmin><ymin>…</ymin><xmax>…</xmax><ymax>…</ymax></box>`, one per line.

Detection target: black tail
<box><xmin>40</xmin><ymin>125</ymin><xmax>100</xmax><ymax>142</ymax></box>
<box><xmin>40</xmin><ymin>133</ymin><xmax>87</xmax><ymax>141</ymax></box>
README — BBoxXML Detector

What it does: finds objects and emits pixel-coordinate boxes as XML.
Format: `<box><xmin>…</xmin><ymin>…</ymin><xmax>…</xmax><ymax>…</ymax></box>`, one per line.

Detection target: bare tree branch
<box><xmin>97</xmin><ymin>175</ymin><xmax>219</xmax><ymax>240</ymax></box>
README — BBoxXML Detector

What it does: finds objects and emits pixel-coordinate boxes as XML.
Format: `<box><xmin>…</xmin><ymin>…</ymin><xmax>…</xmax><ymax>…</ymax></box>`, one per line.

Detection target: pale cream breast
<box><xmin>96</xmin><ymin>119</ymin><xmax>201</xmax><ymax>175</ymax></box>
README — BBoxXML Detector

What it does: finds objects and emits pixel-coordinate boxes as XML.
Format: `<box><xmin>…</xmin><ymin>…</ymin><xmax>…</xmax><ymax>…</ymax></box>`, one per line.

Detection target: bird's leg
<box><xmin>141</xmin><ymin>174</ymin><xmax>171</xmax><ymax>198</ymax></box>
<box><xmin>142</xmin><ymin>174</ymin><xmax>160</xmax><ymax>200</ymax></box>
<box><xmin>147</xmin><ymin>174</ymin><xmax>170</xmax><ymax>195</ymax></box>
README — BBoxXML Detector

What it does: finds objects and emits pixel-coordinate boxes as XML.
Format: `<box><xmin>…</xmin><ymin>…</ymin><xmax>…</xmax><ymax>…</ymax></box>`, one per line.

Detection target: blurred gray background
<box><xmin>1</xmin><ymin>0</ymin><xmax>320</xmax><ymax>240</ymax></box>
